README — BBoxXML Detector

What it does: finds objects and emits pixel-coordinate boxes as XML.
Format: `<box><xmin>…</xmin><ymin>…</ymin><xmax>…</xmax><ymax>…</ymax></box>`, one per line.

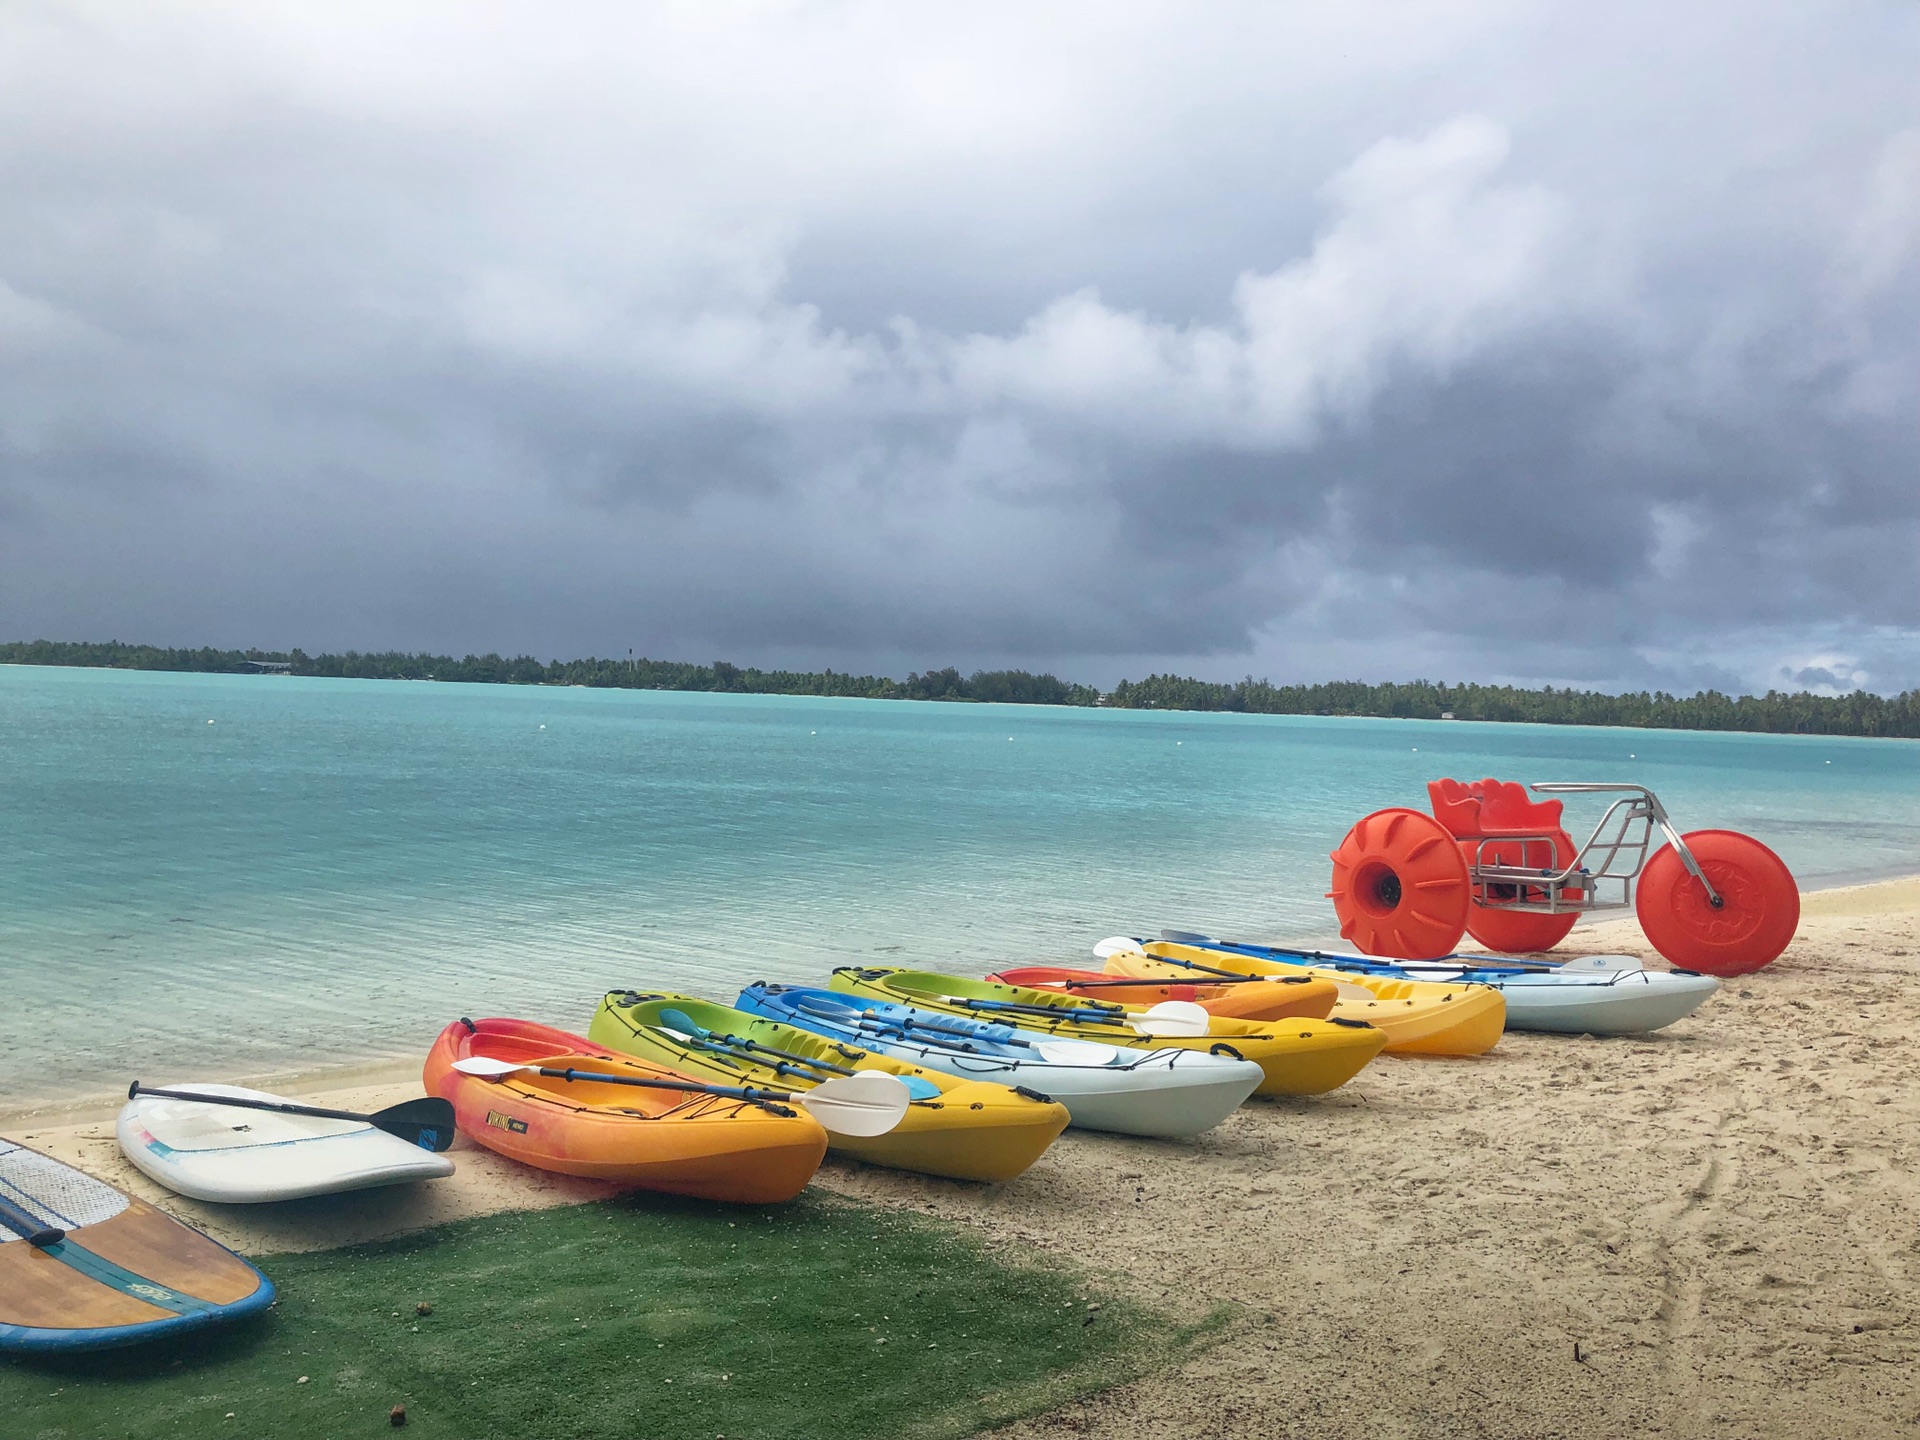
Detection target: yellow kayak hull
<box><xmin>826</xmin><ymin>968</ymin><xmax>1388</xmax><ymax>1097</ymax></box>
<box><xmin>1108</xmin><ymin>943</ymin><xmax>1506</xmax><ymax>1057</ymax></box>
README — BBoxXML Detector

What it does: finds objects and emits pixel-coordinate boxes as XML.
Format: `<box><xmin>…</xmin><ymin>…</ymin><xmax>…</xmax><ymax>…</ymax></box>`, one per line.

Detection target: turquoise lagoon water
<box><xmin>3</xmin><ymin>664</ymin><xmax>1917</xmax><ymax>1103</ymax></box>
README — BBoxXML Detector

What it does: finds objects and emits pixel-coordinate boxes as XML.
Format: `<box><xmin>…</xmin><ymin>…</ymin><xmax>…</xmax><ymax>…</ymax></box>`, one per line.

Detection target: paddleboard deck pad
<box><xmin>0</xmin><ymin>1138</ymin><xmax>274</xmax><ymax>1352</ymax></box>
<box><xmin>118</xmin><ymin>1084</ymin><xmax>455</xmax><ymax>1203</ymax></box>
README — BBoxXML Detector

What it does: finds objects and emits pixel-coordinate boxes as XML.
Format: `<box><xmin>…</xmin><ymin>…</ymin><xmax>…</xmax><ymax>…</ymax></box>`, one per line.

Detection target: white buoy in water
<box><xmin>539</xmin><ymin>724</ymin><xmax>546</xmax><ymax>730</ymax></box>
<box><xmin>207</xmin><ymin>719</ymin><xmax>215</xmax><ymax>725</ymax></box>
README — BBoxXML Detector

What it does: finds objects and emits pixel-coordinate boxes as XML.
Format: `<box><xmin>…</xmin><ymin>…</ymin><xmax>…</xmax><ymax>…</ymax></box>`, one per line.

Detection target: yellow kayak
<box><xmin>587</xmin><ymin>991</ymin><xmax>1070</xmax><ymax>1183</ymax></box>
<box><xmin>825</xmin><ymin>967</ymin><xmax>1388</xmax><ymax>1097</ymax></box>
<box><xmin>1105</xmin><ymin>942</ymin><xmax>1506</xmax><ymax>1057</ymax></box>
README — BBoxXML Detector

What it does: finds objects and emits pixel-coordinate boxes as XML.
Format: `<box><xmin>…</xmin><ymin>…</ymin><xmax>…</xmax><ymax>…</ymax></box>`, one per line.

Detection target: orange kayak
<box><xmin>987</xmin><ymin>965</ymin><xmax>1338</xmax><ymax>1023</ymax></box>
<box><xmin>423</xmin><ymin>1017</ymin><xmax>828</xmax><ymax>1204</ymax></box>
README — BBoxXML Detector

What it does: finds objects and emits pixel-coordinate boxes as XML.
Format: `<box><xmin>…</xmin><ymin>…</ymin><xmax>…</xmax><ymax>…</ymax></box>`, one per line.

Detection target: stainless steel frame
<box><xmin>1466</xmin><ymin>783</ymin><xmax>1722</xmax><ymax>916</ymax></box>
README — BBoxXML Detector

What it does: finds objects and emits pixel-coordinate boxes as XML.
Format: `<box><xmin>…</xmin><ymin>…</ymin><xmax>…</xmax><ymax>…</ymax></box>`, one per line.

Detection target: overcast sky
<box><xmin>2</xmin><ymin>3</ymin><xmax>1916</xmax><ymax>693</ymax></box>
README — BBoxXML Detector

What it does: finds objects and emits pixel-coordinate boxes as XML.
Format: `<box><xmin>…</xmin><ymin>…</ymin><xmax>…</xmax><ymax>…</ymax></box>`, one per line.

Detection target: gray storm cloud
<box><xmin>1</xmin><ymin>3</ymin><xmax>1916</xmax><ymax>692</ymax></box>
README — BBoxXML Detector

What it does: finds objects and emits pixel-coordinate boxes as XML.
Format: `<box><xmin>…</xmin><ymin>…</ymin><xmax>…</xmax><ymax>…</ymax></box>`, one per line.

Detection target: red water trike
<box><xmin>1327</xmin><ymin>779</ymin><xmax>1800</xmax><ymax>977</ymax></box>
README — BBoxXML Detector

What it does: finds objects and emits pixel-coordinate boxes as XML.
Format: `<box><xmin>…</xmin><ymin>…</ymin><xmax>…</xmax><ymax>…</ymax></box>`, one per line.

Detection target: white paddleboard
<box><xmin>117</xmin><ymin>1084</ymin><xmax>454</xmax><ymax>1204</ymax></box>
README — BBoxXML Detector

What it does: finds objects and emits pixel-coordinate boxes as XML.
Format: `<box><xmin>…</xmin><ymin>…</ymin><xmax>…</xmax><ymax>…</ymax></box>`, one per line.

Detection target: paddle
<box><xmin>656</xmin><ymin>1009</ymin><xmax>943</xmax><ymax>1101</ymax></box>
<box><xmin>448</xmin><ymin>1058</ymin><xmax>910</xmax><ymax>1138</ymax></box>
<box><xmin>1123</xmin><ymin>929</ymin><xmax>1357</xmax><ymax>967</ymax></box>
<box><xmin>935</xmin><ymin>994</ymin><xmax>1213</xmax><ymax>1038</ymax></box>
<box><xmin>1105</xmin><ymin>931</ymin><xmax>1276</xmax><ymax>970</ymax></box>
<box><xmin>794</xmin><ymin>997</ymin><xmax>1121</xmax><ymax>1065</ymax></box>
<box><xmin>1102</xmin><ymin>947</ymin><xmax>1245</xmax><ymax>981</ymax></box>
<box><xmin>1150</xmin><ymin>928</ymin><xmax>1421</xmax><ymax>972</ymax></box>
<box><xmin>127</xmin><ymin>1084</ymin><xmax>458</xmax><ymax>1153</ymax></box>
<box><xmin>660</xmin><ymin>1028</ymin><xmax>848</xmax><ymax>1086</ymax></box>
<box><xmin>1124</xmin><ymin>948</ymin><xmax>1406</xmax><ymax>999</ymax></box>
<box><xmin>1004</xmin><ymin>974</ymin><xmax>1277</xmax><ymax>990</ymax></box>
<box><xmin>889</xmin><ymin>1017</ymin><xmax>1120</xmax><ymax>1065</ymax></box>
<box><xmin>1154</xmin><ymin>928</ymin><xmax>1639</xmax><ymax>977</ymax></box>
<box><xmin>0</xmin><ymin>1192</ymin><xmax>63</xmax><ymax>1248</ymax></box>
<box><xmin>849</xmin><ymin>1011</ymin><xmax>1123</xmax><ymax>1066</ymax></box>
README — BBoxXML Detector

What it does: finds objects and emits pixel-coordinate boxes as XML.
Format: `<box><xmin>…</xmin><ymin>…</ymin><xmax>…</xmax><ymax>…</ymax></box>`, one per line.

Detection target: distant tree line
<box><xmin>5</xmin><ymin>638</ymin><xmax>1916</xmax><ymax>738</ymax></box>
<box><xmin>1104</xmin><ymin>674</ymin><xmax>1920</xmax><ymax>738</ymax></box>
<box><xmin>0</xmin><ymin>640</ymin><xmax>1100</xmax><ymax>708</ymax></box>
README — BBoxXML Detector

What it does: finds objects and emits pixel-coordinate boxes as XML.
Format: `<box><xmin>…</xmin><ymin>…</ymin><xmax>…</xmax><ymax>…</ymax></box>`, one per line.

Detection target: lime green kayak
<box><xmin>587</xmin><ymin>992</ymin><xmax>1070</xmax><ymax>1183</ymax></box>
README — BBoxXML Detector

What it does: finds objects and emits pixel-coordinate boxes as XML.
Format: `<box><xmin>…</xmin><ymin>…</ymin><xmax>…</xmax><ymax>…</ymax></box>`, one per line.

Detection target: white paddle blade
<box><xmin>1126</xmin><ymin>1000</ymin><xmax>1212</xmax><ymax>1037</ymax></box>
<box><xmin>451</xmin><ymin>1056</ymin><xmax>530</xmax><ymax>1078</ymax></box>
<box><xmin>1034</xmin><ymin>1038</ymin><xmax>1124</xmax><ymax>1065</ymax></box>
<box><xmin>799</xmin><ymin>1071</ymin><xmax>912</xmax><ymax>1137</ymax></box>
<box><xmin>1093</xmin><ymin>935</ymin><xmax>1146</xmax><ymax>960</ymax></box>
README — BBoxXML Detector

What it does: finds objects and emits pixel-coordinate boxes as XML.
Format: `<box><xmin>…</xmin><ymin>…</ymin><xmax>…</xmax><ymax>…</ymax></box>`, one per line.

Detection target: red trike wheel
<box><xmin>1328</xmin><ymin>807</ymin><xmax>1470</xmax><ymax>960</ymax></box>
<box><xmin>1467</xmin><ymin>900</ymin><xmax>1579</xmax><ymax>955</ymax></box>
<box><xmin>1634</xmin><ymin>829</ymin><xmax>1799</xmax><ymax>977</ymax></box>
<box><xmin>1462</xmin><ymin>829</ymin><xmax>1581</xmax><ymax>954</ymax></box>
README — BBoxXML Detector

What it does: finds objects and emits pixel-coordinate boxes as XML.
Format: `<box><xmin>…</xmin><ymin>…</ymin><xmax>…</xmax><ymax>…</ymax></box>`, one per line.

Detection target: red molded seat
<box><xmin>1427</xmin><ymin>777</ymin><xmax>1581</xmax><ymax>953</ymax></box>
<box><xmin>1427</xmin><ymin>777</ymin><xmax>1564</xmax><ymax>836</ymax></box>
<box><xmin>1471</xmin><ymin>779</ymin><xmax>1563</xmax><ymax>836</ymax></box>
<box><xmin>1425</xmin><ymin>778</ymin><xmax>1483</xmax><ymax>838</ymax></box>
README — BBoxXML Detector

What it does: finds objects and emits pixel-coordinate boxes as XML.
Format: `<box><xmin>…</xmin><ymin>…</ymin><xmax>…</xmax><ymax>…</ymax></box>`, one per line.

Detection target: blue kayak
<box><xmin>735</xmin><ymin>983</ymin><xmax>1263</xmax><ymax>1138</ymax></box>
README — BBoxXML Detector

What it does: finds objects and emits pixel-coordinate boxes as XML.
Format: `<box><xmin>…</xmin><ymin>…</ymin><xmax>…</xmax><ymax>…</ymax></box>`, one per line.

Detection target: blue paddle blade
<box><xmin>658</xmin><ymin>1008</ymin><xmax>706</xmax><ymax>1038</ymax></box>
<box><xmin>894</xmin><ymin>1074</ymin><xmax>941</xmax><ymax>1100</ymax></box>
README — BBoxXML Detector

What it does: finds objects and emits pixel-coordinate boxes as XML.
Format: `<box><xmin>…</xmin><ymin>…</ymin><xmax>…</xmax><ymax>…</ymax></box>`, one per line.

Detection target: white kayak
<box><xmin>735</xmin><ymin>984</ymin><xmax>1264</xmax><ymax>1139</ymax></box>
<box><xmin>1153</xmin><ymin>933</ymin><xmax>1719</xmax><ymax>1037</ymax></box>
<box><xmin>1342</xmin><ymin>953</ymin><xmax>1718</xmax><ymax>1035</ymax></box>
<box><xmin>1438</xmin><ymin>955</ymin><xmax>1719</xmax><ymax>1035</ymax></box>
<box><xmin>117</xmin><ymin>1084</ymin><xmax>455</xmax><ymax>1203</ymax></box>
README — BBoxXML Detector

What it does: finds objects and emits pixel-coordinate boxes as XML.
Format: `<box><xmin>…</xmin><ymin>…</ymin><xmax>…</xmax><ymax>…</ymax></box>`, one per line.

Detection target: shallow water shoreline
<box><xmin>10</xmin><ymin>665</ymin><xmax>1916</xmax><ymax>1106</ymax></box>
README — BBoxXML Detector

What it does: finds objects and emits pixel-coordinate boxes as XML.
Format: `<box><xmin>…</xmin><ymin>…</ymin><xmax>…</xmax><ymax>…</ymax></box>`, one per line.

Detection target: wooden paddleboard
<box><xmin>0</xmin><ymin>1137</ymin><xmax>274</xmax><ymax>1353</ymax></box>
<box><xmin>118</xmin><ymin>1084</ymin><xmax>455</xmax><ymax>1203</ymax></box>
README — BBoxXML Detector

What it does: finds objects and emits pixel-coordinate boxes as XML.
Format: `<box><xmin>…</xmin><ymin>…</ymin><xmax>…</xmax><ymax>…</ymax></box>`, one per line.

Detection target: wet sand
<box><xmin>8</xmin><ymin>876</ymin><xmax>1917</xmax><ymax>1437</ymax></box>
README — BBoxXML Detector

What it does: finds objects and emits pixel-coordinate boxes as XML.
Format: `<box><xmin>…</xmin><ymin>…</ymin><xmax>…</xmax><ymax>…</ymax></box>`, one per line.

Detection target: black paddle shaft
<box><xmin>626</xmin><ymin>1006</ymin><xmax>863</xmax><ymax>1078</ymax></box>
<box><xmin>127</xmin><ymin>1085</ymin><xmax>458</xmax><ymax>1152</ymax></box>
<box><xmin>674</xmin><ymin>1029</ymin><xmax>853</xmax><ymax>1079</ymax></box>
<box><xmin>1041</xmin><ymin>973</ymin><xmax>1312</xmax><ymax>988</ymax></box>
<box><xmin>526</xmin><ymin>1067</ymin><xmax>800</xmax><ymax>1112</ymax></box>
<box><xmin>131</xmin><ymin>1083</ymin><xmax>388</xmax><ymax>1125</ymax></box>
<box><xmin>711</xmin><ymin>1034</ymin><xmax>856</xmax><ymax>1076</ymax></box>
<box><xmin>1024</xmin><ymin>975</ymin><xmax>1252</xmax><ymax>989</ymax></box>
<box><xmin>0</xmin><ymin>1191</ymin><xmax>64</xmax><ymax>1248</ymax></box>
<box><xmin>1140</xmin><ymin>952</ymin><xmax>1245</xmax><ymax>980</ymax></box>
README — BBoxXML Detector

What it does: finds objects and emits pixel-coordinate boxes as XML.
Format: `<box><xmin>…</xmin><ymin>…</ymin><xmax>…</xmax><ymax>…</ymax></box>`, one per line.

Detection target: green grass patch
<box><xmin>4</xmin><ymin>1193</ymin><xmax>1219</xmax><ymax>1440</ymax></box>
